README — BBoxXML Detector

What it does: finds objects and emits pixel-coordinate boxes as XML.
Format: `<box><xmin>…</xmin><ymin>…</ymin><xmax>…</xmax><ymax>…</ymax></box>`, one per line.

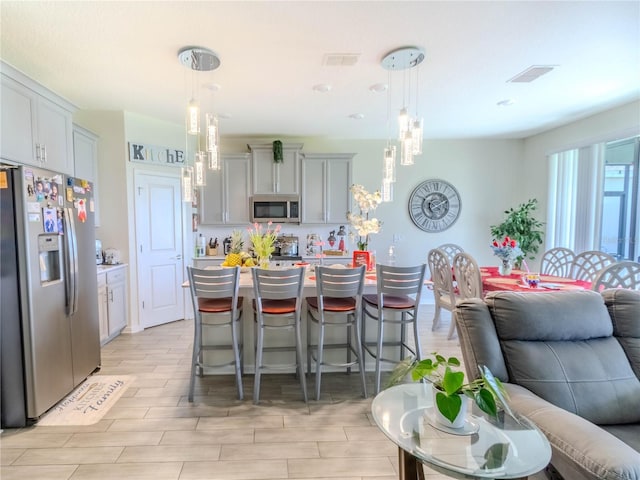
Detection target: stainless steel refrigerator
<box><xmin>1</xmin><ymin>164</ymin><xmax>101</xmax><ymax>428</ymax></box>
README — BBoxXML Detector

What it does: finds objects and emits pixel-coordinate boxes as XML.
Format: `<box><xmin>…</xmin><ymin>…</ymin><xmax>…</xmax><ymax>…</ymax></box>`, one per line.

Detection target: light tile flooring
<box><xmin>1</xmin><ymin>306</ymin><xmax>463</xmax><ymax>480</ymax></box>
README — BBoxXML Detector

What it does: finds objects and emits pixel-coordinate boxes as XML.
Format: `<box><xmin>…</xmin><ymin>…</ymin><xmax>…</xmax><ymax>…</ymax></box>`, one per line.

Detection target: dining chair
<box><xmin>571</xmin><ymin>250</ymin><xmax>616</xmax><ymax>282</ymax></box>
<box><xmin>361</xmin><ymin>263</ymin><xmax>427</xmax><ymax>395</ymax></box>
<box><xmin>452</xmin><ymin>253</ymin><xmax>482</xmax><ymax>300</ymax></box>
<box><xmin>437</xmin><ymin>243</ymin><xmax>464</xmax><ymax>264</ymax></box>
<box><xmin>591</xmin><ymin>261</ymin><xmax>640</xmax><ymax>291</ymax></box>
<box><xmin>540</xmin><ymin>247</ymin><xmax>575</xmax><ymax>277</ymax></box>
<box><xmin>251</xmin><ymin>267</ymin><xmax>307</xmax><ymax>404</ymax></box>
<box><xmin>306</xmin><ymin>265</ymin><xmax>367</xmax><ymax>400</ymax></box>
<box><xmin>186</xmin><ymin>266</ymin><xmax>244</xmax><ymax>402</ymax></box>
<box><xmin>427</xmin><ymin>248</ymin><xmax>457</xmax><ymax>334</ymax></box>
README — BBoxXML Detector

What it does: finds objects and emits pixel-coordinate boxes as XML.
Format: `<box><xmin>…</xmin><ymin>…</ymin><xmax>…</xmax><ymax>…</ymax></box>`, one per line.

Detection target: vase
<box><xmin>257</xmin><ymin>255</ymin><xmax>271</xmax><ymax>269</ymax></box>
<box><xmin>432</xmin><ymin>385</ymin><xmax>468</xmax><ymax>429</ymax></box>
<box><xmin>498</xmin><ymin>259</ymin><xmax>513</xmax><ymax>276</ymax></box>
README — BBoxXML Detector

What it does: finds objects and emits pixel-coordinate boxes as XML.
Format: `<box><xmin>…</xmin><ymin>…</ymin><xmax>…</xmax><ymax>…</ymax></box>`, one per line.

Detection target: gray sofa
<box><xmin>454</xmin><ymin>289</ymin><xmax>640</xmax><ymax>480</ymax></box>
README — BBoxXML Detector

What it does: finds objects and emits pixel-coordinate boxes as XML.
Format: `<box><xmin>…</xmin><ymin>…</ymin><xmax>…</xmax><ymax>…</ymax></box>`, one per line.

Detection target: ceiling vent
<box><xmin>508</xmin><ymin>65</ymin><xmax>556</xmax><ymax>83</ymax></box>
<box><xmin>323</xmin><ymin>53</ymin><xmax>360</xmax><ymax>66</ymax></box>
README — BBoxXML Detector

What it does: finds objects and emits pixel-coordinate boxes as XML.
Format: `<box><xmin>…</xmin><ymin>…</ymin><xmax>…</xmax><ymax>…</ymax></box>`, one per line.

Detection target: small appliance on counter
<box><xmin>103</xmin><ymin>248</ymin><xmax>122</xmax><ymax>265</ymax></box>
<box><xmin>95</xmin><ymin>239</ymin><xmax>103</xmax><ymax>264</ymax></box>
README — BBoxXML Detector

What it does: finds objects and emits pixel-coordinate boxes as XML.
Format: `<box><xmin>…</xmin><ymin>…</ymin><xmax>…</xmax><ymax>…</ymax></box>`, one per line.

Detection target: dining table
<box><xmin>480</xmin><ymin>266</ymin><xmax>591</xmax><ymax>293</ymax></box>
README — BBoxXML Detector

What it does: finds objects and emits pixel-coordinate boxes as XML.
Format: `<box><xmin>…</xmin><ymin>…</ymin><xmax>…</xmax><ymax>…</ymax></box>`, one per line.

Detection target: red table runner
<box><xmin>480</xmin><ymin>267</ymin><xmax>591</xmax><ymax>293</ymax></box>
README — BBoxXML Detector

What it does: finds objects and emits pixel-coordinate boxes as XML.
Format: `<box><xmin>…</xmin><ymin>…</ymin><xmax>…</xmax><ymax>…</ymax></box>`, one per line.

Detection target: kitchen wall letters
<box><xmin>128</xmin><ymin>142</ymin><xmax>185</xmax><ymax>167</ymax></box>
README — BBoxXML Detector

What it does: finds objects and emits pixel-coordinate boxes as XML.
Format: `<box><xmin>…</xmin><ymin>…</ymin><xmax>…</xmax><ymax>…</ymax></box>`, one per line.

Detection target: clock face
<box><xmin>408</xmin><ymin>179</ymin><xmax>461</xmax><ymax>232</ymax></box>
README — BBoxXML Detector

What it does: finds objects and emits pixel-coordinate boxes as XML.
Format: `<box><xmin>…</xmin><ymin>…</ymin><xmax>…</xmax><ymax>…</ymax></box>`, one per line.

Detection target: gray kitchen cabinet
<box><xmin>249</xmin><ymin>143</ymin><xmax>302</xmax><ymax>194</ymax></box>
<box><xmin>0</xmin><ymin>62</ymin><xmax>75</xmax><ymax>175</ymax></box>
<box><xmin>97</xmin><ymin>265</ymin><xmax>128</xmax><ymax>345</ymax></box>
<box><xmin>301</xmin><ymin>153</ymin><xmax>354</xmax><ymax>224</ymax></box>
<box><xmin>200</xmin><ymin>154</ymin><xmax>251</xmax><ymax>225</ymax></box>
<box><xmin>73</xmin><ymin>125</ymin><xmax>100</xmax><ymax>226</ymax></box>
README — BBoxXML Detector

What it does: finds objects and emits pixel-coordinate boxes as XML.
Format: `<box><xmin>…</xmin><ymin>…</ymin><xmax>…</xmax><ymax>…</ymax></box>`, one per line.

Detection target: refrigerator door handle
<box><xmin>64</xmin><ymin>207</ymin><xmax>79</xmax><ymax>316</ymax></box>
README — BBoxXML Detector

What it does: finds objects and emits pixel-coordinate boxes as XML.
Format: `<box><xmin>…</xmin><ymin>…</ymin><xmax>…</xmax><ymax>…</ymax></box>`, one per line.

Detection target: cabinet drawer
<box><xmin>106</xmin><ymin>268</ymin><xmax>126</xmax><ymax>284</ymax></box>
<box><xmin>97</xmin><ymin>272</ymin><xmax>106</xmax><ymax>287</ymax></box>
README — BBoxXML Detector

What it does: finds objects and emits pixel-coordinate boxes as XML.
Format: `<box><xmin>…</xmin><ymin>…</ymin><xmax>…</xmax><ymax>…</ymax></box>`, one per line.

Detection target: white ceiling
<box><xmin>1</xmin><ymin>1</ymin><xmax>639</xmax><ymax>140</ymax></box>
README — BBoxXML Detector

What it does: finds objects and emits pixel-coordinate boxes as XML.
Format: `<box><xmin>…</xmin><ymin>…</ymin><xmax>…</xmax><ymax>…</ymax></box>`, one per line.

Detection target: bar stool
<box><xmin>306</xmin><ymin>265</ymin><xmax>367</xmax><ymax>401</ymax></box>
<box><xmin>251</xmin><ymin>267</ymin><xmax>307</xmax><ymax>404</ymax></box>
<box><xmin>186</xmin><ymin>266</ymin><xmax>244</xmax><ymax>402</ymax></box>
<box><xmin>361</xmin><ymin>263</ymin><xmax>427</xmax><ymax>395</ymax></box>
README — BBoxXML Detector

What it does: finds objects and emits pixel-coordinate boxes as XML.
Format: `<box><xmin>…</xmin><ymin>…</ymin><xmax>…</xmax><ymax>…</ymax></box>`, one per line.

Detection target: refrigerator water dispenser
<box><xmin>38</xmin><ymin>234</ymin><xmax>61</xmax><ymax>284</ymax></box>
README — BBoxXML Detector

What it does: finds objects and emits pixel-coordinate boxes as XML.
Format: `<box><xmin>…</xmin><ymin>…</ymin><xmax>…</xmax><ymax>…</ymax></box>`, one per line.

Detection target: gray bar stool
<box><xmin>361</xmin><ymin>263</ymin><xmax>427</xmax><ymax>394</ymax></box>
<box><xmin>251</xmin><ymin>267</ymin><xmax>307</xmax><ymax>404</ymax></box>
<box><xmin>306</xmin><ymin>265</ymin><xmax>367</xmax><ymax>401</ymax></box>
<box><xmin>186</xmin><ymin>266</ymin><xmax>244</xmax><ymax>402</ymax></box>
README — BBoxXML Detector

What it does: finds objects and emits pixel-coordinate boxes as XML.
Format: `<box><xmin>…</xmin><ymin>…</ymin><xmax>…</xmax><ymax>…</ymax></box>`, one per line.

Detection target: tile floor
<box><xmin>1</xmin><ymin>306</ymin><xmax>463</xmax><ymax>480</ymax></box>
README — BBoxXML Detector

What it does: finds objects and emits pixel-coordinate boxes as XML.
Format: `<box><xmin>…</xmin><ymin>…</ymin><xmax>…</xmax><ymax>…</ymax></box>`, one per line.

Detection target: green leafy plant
<box><xmin>490</xmin><ymin>198</ymin><xmax>544</xmax><ymax>266</ymax></box>
<box><xmin>388</xmin><ymin>353</ymin><xmax>507</xmax><ymax>424</ymax></box>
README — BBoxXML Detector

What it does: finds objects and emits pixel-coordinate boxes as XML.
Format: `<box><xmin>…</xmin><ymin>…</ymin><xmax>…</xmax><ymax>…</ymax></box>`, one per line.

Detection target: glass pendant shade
<box><xmin>205</xmin><ymin>114</ymin><xmax>221</xmax><ymax>170</ymax></box>
<box><xmin>411</xmin><ymin>118</ymin><xmax>423</xmax><ymax>155</ymax></box>
<box><xmin>381</xmin><ymin>178</ymin><xmax>393</xmax><ymax>203</ymax></box>
<box><xmin>194</xmin><ymin>152</ymin><xmax>207</xmax><ymax>186</ymax></box>
<box><xmin>181</xmin><ymin>167</ymin><xmax>193</xmax><ymax>203</ymax></box>
<box><xmin>400</xmin><ymin>131</ymin><xmax>414</xmax><ymax>166</ymax></box>
<box><xmin>398</xmin><ymin>107</ymin><xmax>410</xmax><ymax>141</ymax></box>
<box><xmin>383</xmin><ymin>145</ymin><xmax>396</xmax><ymax>183</ymax></box>
<box><xmin>187</xmin><ymin>99</ymin><xmax>200</xmax><ymax>135</ymax></box>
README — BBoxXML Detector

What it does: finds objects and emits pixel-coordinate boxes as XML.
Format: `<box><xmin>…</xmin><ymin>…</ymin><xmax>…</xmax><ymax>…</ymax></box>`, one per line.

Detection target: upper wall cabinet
<box><xmin>301</xmin><ymin>153</ymin><xmax>354</xmax><ymax>224</ymax></box>
<box><xmin>1</xmin><ymin>62</ymin><xmax>75</xmax><ymax>175</ymax></box>
<box><xmin>249</xmin><ymin>143</ymin><xmax>302</xmax><ymax>195</ymax></box>
<box><xmin>73</xmin><ymin>125</ymin><xmax>100</xmax><ymax>226</ymax></box>
<box><xmin>200</xmin><ymin>154</ymin><xmax>252</xmax><ymax>225</ymax></box>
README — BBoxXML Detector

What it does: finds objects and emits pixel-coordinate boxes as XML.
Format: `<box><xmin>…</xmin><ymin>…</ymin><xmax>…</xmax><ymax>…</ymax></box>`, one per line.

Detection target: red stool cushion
<box><xmin>363</xmin><ymin>294</ymin><xmax>415</xmax><ymax>310</ymax></box>
<box><xmin>252</xmin><ymin>298</ymin><xmax>297</xmax><ymax>314</ymax></box>
<box><xmin>306</xmin><ymin>296</ymin><xmax>356</xmax><ymax>312</ymax></box>
<box><xmin>198</xmin><ymin>296</ymin><xmax>244</xmax><ymax>313</ymax></box>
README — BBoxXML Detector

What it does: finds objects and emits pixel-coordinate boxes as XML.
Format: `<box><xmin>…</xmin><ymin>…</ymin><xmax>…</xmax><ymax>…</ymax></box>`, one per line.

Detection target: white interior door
<box><xmin>135</xmin><ymin>172</ymin><xmax>184</xmax><ymax>328</ymax></box>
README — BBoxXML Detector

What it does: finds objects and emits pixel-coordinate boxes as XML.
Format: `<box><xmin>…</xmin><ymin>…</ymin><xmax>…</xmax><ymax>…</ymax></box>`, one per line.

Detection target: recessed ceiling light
<box><xmin>497</xmin><ymin>99</ymin><xmax>515</xmax><ymax>107</ymax></box>
<box><xmin>349</xmin><ymin>113</ymin><xmax>365</xmax><ymax>120</ymax></box>
<box><xmin>202</xmin><ymin>83</ymin><xmax>221</xmax><ymax>92</ymax></box>
<box><xmin>369</xmin><ymin>83</ymin><xmax>388</xmax><ymax>93</ymax></box>
<box><xmin>312</xmin><ymin>83</ymin><xmax>332</xmax><ymax>93</ymax></box>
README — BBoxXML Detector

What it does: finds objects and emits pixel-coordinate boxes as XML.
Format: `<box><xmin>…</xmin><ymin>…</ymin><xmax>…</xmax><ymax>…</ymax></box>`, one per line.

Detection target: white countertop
<box><xmin>96</xmin><ymin>263</ymin><xmax>127</xmax><ymax>274</ymax></box>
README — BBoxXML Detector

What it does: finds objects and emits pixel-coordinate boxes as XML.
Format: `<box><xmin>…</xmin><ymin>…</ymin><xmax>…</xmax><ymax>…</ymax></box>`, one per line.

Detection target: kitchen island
<box><xmin>187</xmin><ymin>266</ymin><xmax>411</xmax><ymax>374</ymax></box>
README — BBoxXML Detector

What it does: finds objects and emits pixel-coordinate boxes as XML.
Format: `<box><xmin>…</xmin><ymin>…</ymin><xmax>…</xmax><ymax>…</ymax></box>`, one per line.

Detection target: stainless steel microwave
<box><xmin>250</xmin><ymin>195</ymin><xmax>300</xmax><ymax>223</ymax></box>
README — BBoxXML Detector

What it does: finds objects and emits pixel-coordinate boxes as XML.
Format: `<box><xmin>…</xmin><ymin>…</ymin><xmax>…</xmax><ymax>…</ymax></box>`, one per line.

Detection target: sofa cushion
<box><xmin>486</xmin><ymin>291</ymin><xmax>640</xmax><ymax>425</ymax></box>
<box><xmin>602</xmin><ymin>288</ymin><xmax>640</xmax><ymax>379</ymax></box>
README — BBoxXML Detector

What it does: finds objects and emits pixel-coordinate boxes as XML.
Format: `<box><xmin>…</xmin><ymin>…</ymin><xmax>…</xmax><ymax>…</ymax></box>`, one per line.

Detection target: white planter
<box><xmin>432</xmin><ymin>385</ymin><xmax>467</xmax><ymax>429</ymax></box>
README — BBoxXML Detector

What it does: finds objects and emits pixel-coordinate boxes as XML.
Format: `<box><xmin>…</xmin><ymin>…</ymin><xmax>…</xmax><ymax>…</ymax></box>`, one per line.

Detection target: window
<box><xmin>548</xmin><ymin>136</ymin><xmax>639</xmax><ymax>261</ymax></box>
<box><xmin>601</xmin><ymin>137</ymin><xmax>639</xmax><ymax>260</ymax></box>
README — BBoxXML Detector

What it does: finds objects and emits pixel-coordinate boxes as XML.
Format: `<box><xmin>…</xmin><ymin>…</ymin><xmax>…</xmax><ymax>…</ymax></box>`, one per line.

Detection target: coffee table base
<box><xmin>397</xmin><ymin>447</ymin><xmax>530</xmax><ymax>480</ymax></box>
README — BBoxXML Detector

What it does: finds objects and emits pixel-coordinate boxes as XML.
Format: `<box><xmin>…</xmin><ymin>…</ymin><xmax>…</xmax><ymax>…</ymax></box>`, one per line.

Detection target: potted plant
<box><xmin>490</xmin><ymin>199</ymin><xmax>544</xmax><ymax>268</ymax></box>
<box><xmin>388</xmin><ymin>353</ymin><xmax>507</xmax><ymax>429</ymax></box>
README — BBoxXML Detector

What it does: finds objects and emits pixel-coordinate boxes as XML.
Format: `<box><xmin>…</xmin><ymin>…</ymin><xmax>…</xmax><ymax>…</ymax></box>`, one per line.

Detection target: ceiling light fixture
<box><xmin>178</xmin><ymin>46</ymin><xmax>222</xmax><ymax>199</ymax></box>
<box><xmin>381</xmin><ymin>46</ymin><xmax>425</xmax><ymax>167</ymax></box>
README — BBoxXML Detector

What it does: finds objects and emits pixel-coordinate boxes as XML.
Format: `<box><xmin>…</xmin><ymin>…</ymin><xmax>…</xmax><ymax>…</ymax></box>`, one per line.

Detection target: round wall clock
<box><xmin>408</xmin><ymin>179</ymin><xmax>461</xmax><ymax>232</ymax></box>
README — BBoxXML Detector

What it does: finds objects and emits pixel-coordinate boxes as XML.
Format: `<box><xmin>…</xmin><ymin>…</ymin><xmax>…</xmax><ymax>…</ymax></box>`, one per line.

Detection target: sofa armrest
<box><xmin>504</xmin><ymin>383</ymin><xmax>640</xmax><ymax>480</ymax></box>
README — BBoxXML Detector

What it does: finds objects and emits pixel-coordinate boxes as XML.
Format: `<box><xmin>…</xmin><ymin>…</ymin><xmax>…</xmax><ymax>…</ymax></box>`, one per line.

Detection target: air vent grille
<box><xmin>508</xmin><ymin>65</ymin><xmax>556</xmax><ymax>83</ymax></box>
<box><xmin>323</xmin><ymin>53</ymin><xmax>360</xmax><ymax>66</ymax></box>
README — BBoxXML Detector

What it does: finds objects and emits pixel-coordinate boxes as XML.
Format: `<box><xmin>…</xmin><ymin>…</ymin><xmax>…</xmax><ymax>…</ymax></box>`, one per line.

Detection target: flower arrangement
<box><xmin>247</xmin><ymin>222</ymin><xmax>281</xmax><ymax>267</ymax></box>
<box><xmin>346</xmin><ymin>184</ymin><xmax>382</xmax><ymax>251</ymax></box>
<box><xmin>490</xmin><ymin>236</ymin><xmax>522</xmax><ymax>262</ymax></box>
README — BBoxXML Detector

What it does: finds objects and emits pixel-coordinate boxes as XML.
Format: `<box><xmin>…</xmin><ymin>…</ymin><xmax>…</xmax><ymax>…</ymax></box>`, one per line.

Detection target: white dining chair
<box><xmin>437</xmin><ymin>243</ymin><xmax>464</xmax><ymax>264</ymax></box>
<box><xmin>571</xmin><ymin>250</ymin><xmax>616</xmax><ymax>282</ymax></box>
<box><xmin>591</xmin><ymin>261</ymin><xmax>640</xmax><ymax>291</ymax></box>
<box><xmin>540</xmin><ymin>247</ymin><xmax>575</xmax><ymax>278</ymax></box>
<box><xmin>427</xmin><ymin>248</ymin><xmax>457</xmax><ymax>335</ymax></box>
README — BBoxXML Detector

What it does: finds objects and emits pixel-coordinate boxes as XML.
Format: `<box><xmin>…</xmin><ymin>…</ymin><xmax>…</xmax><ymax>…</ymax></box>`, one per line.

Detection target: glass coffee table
<box><xmin>371</xmin><ymin>383</ymin><xmax>551</xmax><ymax>480</ymax></box>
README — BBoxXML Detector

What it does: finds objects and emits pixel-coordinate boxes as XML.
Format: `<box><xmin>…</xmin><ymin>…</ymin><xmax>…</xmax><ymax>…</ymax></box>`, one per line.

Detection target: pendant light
<box><xmin>194</xmin><ymin>151</ymin><xmax>207</xmax><ymax>187</ymax></box>
<box><xmin>206</xmin><ymin>113</ymin><xmax>221</xmax><ymax>170</ymax></box>
<box><xmin>381</xmin><ymin>46</ymin><xmax>425</xmax><ymax>166</ymax></box>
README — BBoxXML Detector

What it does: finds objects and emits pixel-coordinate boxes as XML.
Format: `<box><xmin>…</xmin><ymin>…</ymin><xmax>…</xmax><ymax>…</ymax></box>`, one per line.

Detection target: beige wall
<box><xmin>75</xmin><ymin>100</ymin><xmax>640</xmax><ymax>329</ymax></box>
